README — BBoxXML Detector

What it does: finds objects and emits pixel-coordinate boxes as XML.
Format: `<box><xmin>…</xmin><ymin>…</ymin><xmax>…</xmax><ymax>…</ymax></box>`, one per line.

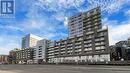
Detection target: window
<box><xmin>38</xmin><ymin>56</ymin><xmax>42</xmax><ymax>57</ymax></box>
<box><xmin>39</xmin><ymin>46</ymin><xmax>42</xmax><ymax>48</ymax></box>
<box><xmin>39</xmin><ymin>53</ymin><xmax>42</xmax><ymax>55</ymax></box>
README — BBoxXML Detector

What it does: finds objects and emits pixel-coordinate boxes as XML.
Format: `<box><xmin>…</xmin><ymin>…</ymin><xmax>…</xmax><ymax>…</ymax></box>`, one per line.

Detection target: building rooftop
<box><xmin>24</xmin><ymin>33</ymin><xmax>43</xmax><ymax>40</ymax></box>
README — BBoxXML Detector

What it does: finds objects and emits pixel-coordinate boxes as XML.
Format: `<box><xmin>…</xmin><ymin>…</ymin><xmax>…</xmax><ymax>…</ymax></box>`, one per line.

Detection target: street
<box><xmin>0</xmin><ymin>65</ymin><xmax>130</xmax><ymax>73</ymax></box>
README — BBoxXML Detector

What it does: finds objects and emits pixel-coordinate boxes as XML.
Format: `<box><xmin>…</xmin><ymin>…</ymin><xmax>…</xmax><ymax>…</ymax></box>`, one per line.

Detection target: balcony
<box><xmin>83</xmin><ymin>16</ymin><xmax>101</xmax><ymax>23</ymax></box>
<box><xmin>48</xmin><ymin>50</ymin><xmax>54</xmax><ymax>53</ymax></box>
<box><xmin>84</xmin><ymin>44</ymin><xmax>92</xmax><ymax>48</ymax></box>
<box><xmin>95</xmin><ymin>42</ymin><xmax>105</xmax><ymax>46</ymax></box>
<box><xmin>75</xmin><ymin>42</ymin><xmax>82</xmax><ymax>45</ymax></box>
<box><xmin>67</xmin><ymin>44</ymin><xmax>73</xmax><ymax>47</ymax></box>
<box><xmin>60</xmin><ymin>51</ymin><xmax>66</xmax><ymax>54</ymax></box>
<box><xmin>67</xmin><ymin>47</ymin><xmax>73</xmax><ymax>50</ymax></box>
<box><xmin>54</xmin><ymin>52</ymin><xmax>59</xmax><ymax>54</ymax></box>
<box><xmin>54</xmin><ymin>49</ymin><xmax>59</xmax><ymax>52</ymax></box>
<box><xmin>85</xmin><ymin>31</ymin><xmax>94</xmax><ymax>35</ymax></box>
<box><xmin>75</xmin><ymin>45</ymin><xmax>82</xmax><ymax>49</ymax></box>
<box><xmin>84</xmin><ymin>48</ymin><xmax>92</xmax><ymax>51</ymax></box>
<box><xmin>84</xmin><ymin>40</ymin><xmax>92</xmax><ymax>44</ymax></box>
<box><xmin>61</xmin><ymin>45</ymin><xmax>65</xmax><ymax>48</ymax></box>
<box><xmin>60</xmin><ymin>48</ymin><xmax>65</xmax><ymax>51</ymax></box>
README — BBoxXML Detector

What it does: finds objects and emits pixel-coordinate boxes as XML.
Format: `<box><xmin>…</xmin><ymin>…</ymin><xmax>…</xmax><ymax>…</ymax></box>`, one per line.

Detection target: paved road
<box><xmin>0</xmin><ymin>65</ymin><xmax>130</xmax><ymax>73</ymax></box>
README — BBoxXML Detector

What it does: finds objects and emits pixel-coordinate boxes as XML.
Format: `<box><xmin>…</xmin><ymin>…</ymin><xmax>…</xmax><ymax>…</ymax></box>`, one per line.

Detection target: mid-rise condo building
<box><xmin>34</xmin><ymin>39</ymin><xmax>53</xmax><ymax>64</ymax></box>
<box><xmin>47</xmin><ymin>7</ymin><xmax>110</xmax><ymax>64</ymax></box>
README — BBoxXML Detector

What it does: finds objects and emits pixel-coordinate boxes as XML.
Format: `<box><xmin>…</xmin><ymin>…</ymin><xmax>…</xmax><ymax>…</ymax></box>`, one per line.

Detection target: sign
<box><xmin>0</xmin><ymin>0</ymin><xmax>15</xmax><ymax>18</ymax></box>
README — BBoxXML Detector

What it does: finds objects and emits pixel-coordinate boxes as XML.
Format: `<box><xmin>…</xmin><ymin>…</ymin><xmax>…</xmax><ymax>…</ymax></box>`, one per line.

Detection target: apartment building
<box><xmin>68</xmin><ymin>7</ymin><xmax>102</xmax><ymax>37</ymax></box>
<box><xmin>34</xmin><ymin>39</ymin><xmax>54</xmax><ymax>64</ymax></box>
<box><xmin>22</xmin><ymin>34</ymin><xmax>43</xmax><ymax>49</ymax></box>
<box><xmin>8</xmin><ymin>48</ymin><xmax>19</xmax><ymax>64</ymax></box>
<box><xmin>47</xmin><ymin>7</ymin><xmax>110</xmax><ymax>64</ymax></box>
<box><xmin>16</xmin><ymin>48</ymin><xmax>34</xmax><ymax>64</ymax></box>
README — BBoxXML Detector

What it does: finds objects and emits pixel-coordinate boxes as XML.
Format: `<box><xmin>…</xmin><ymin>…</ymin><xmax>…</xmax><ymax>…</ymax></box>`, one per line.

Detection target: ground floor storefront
<box><xmin>47</xmin><ymin>54</ymin><xmax>110</xmax><ymax>64</ymax></box>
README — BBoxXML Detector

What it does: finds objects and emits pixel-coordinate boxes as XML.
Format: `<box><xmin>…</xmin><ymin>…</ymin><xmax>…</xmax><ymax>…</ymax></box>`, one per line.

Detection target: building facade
<box><xmin>68</xmin><ymin>12</ymin><xmax>83</xmax><ymax>37</ymax></box>
<box><xmin>128</xmin><ymin>37</ymin><xmax>130</xmax><ymax>46</ymax></box>
<box><xmin>34</xmin><ymin>39</ymin><xmax>53</xmax><ymax>64</ymax></box>
<box><xmin>8</xmin><ymin>48</ymin><xmax>19</xmax><ymax>64</ymax></box>
<box><xmin>7</xmin><ymin>7</ymin><xmax>111</xmax><ymax>64</ymax></box>
<box><xmin>68</xmin><ymin>7</ymin><xmax>102</xmax><ymax>38</ymax></box>
<box><xmin>115</xmin><ymin>41</ymin><xmax>128</xmax><ymax>47</ymax></box>
<box><xmin>0</xmin><ymin>55</ymin><xmax>8</xmax><ymax>64</ymax></box>
<box><xmin>110</xmin><ymin>41</ymin><xmax>130</xmax><ymax>61</ymax></box>
<box><xmin>16</xmin><ymin>48</ymin><xmax>34</xmax><ymax>64</ymax></box>
<box><xmin>22</xmin><ymin>34</ymin><xmax>43</xmax><ymax>49</ymax></box>
<box><xmin>47</xmin><ymin>7</ymin><xmax>110</xmax><ymax>64</ymax></box>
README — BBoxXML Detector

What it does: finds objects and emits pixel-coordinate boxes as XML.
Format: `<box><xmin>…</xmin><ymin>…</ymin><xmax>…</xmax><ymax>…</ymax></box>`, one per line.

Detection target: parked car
<box><xmin>0</xmin><ymin>62</ymin><xmax>8</xmax><ymax>65</ymax></box>
<box><xmin>0</xmin><ymin>62</ymin><xmax>2</xmax><ymax>65</ymax></box>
